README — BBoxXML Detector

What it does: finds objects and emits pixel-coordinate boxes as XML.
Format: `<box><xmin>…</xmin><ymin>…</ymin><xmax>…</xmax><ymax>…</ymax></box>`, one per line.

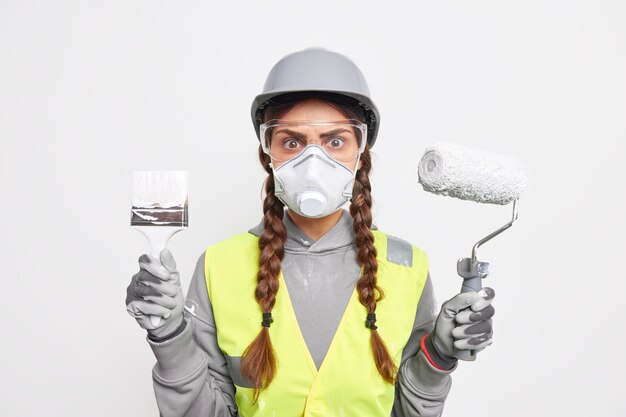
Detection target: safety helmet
<box><xmin>251</xmin><ymin>47</ymin><xmax>380</xmax><ymax>148</ymax></box>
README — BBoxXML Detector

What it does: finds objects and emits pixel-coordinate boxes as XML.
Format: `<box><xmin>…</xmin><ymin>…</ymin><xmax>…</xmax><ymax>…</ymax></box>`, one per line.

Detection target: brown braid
<box><xmin>240</xmin><ymin>147</ymin><xmax>287</xmax><ymax>401</ymax></box>
<box><xmin>350</xmin><ymin>148</ymin><xmax>398</xmax><ymax>383</ymax></box>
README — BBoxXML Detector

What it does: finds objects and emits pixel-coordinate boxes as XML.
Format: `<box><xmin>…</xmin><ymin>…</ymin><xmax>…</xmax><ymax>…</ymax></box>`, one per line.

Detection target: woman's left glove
<box><xmin>423</xmin><ymin>287</ymin><xmax>495</xmax><ymax>369</ymax></box>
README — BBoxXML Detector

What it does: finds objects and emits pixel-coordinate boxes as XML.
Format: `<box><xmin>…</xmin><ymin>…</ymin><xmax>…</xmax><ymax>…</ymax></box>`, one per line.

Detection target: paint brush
<box><xmin>131</xmin><ymin>170</ymin><xmax>189</xmax><ymax>327</ymax></box>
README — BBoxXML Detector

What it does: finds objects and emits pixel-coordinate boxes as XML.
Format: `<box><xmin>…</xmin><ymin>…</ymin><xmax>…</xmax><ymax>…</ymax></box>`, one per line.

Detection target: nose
<box><xmin>294</xmin><ymin>152</ymin><xmax>336</xmax><ymax>170</ymax></box>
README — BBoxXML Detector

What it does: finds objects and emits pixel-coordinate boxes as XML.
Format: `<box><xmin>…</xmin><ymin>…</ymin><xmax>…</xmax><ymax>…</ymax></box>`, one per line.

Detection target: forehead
<box><xmin>279</xmin><ymin>98</ymin><xmax>347</xmax><ymax>122</ymax></box>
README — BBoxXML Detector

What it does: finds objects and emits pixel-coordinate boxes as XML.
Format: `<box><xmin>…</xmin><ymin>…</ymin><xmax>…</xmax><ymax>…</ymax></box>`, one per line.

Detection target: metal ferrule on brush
<box><xmin>130</xmin><ymin>202</ymin><xmax>189</xmax><ymax>227</ymax></box>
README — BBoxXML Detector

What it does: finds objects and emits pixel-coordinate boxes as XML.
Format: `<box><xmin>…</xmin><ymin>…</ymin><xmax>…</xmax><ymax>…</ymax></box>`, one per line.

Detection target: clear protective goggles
<box><xmin>259</xmin><ymin>119</ymin><xmax>368</xmax><ymax>165</ymax></box>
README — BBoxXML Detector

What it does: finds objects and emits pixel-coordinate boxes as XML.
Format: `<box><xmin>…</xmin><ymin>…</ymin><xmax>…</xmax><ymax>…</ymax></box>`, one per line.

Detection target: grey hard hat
<box><xmin>251</xmin><ymin>47</ymin><xmax>380</xmax><ymax>148</ymax></box>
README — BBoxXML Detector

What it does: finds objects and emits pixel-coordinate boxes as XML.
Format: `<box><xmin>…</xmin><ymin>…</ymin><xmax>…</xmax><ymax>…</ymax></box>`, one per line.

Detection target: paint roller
<box><xmin>417</xmin><ymin>142</ymin><xmax>527</xmax><ymax>360</ymax></box>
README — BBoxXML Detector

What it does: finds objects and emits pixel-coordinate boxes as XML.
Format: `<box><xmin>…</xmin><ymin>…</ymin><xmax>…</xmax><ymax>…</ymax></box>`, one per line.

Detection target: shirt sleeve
<box><xmin>146</xmin><ymin>252</ymin><xmax>239</xmax><ymax>417</ymax></box>
<box><xmin>392</xmin><ymin>272</ymin><xmax>457</xmax><ymax>417</ymax></box>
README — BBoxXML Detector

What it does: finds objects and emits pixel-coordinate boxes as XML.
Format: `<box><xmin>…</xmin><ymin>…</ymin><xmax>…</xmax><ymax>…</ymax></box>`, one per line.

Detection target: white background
<box><xmin>1</xmin><ymin>1</ymin><xmax>624</xmax><ymax>416</ymax></box>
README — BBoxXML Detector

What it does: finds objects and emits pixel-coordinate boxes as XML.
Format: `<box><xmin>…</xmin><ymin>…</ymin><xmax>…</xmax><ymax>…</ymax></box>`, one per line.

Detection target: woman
<box><xmin>126</xmin><ymin>47</ymin><xmax>495</xmax><ymax>417</ymax></box>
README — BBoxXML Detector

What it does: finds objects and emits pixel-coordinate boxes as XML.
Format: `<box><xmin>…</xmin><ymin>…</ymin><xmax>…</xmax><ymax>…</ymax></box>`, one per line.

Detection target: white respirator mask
<box><xmin>271</xmin><ymin>145</ymin><xmax>360</xmax><ymax>218</ymax></box>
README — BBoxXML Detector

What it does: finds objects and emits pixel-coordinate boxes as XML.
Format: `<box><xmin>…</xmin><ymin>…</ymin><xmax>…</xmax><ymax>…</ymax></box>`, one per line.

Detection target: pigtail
<box><xmin>350</xmin><ymin>148</ymin><xmax>398</xmax><ymax>384</ymax></box>
<box><xmin>240</xmin><ymin>147</ymin><xmax>287</xmax><ymax>401</ymax></box>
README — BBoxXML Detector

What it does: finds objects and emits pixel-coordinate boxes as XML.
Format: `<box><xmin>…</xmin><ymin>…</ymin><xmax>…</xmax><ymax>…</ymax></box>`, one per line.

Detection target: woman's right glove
<box><xmin>126</xmin><ymin>248</ymin><xmax>185</xmax><ymax>340</ymax></box>
<box><xmin>423</xmin><ymin>287</ymin><xmax>495</xmax><ymax>369</ymax></box>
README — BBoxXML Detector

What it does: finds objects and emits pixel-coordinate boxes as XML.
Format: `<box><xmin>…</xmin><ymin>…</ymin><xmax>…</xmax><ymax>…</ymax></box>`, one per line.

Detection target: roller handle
<box><xmin>455</xmin><ymin>257</ymin><xmax>490</xmax><ymax>361</ymax></box>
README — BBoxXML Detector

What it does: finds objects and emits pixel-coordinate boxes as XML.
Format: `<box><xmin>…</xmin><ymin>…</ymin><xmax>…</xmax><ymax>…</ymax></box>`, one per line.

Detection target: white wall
<box><xmin>1</xmin><ymin>1</ymin><xmax>624</xmax><ymax>416</ymax></box>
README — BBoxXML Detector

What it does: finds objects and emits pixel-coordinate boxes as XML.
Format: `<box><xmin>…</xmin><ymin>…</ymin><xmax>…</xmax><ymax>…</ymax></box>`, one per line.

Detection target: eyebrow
<box><xmin>273</xmin><ymin>128</ymin><xmax>352</xmax><ymax>138</ymax></box>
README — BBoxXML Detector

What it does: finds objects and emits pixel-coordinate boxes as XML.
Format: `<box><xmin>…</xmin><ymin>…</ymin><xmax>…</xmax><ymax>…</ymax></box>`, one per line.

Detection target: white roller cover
<box><xmin>418</xmin><ymin>143</ymin><xmax>527</xmax><ymax>205</ymax></box>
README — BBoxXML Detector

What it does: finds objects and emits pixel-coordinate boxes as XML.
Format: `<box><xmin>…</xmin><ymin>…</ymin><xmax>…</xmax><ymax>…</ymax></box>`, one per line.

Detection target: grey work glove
<box><xmin>425</xmin><ymin>287</ymin><xmax>495</xmax><ymax>369</ymax></box>
<box><xmin>126</xmin><ymin>248</ymin><xmax>185</xmax><ymax>340</ymax></box>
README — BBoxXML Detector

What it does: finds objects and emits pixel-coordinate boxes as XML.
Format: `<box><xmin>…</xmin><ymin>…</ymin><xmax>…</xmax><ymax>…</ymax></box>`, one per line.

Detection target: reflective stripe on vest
<box><xmin>205</xmin><ymin>229</ymin><xmax>429</xmax><ymax>417</ymax></box>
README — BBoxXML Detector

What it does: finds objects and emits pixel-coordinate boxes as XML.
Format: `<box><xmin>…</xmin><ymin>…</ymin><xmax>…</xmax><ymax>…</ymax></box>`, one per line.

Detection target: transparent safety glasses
<box><xmin>260</xmin><ymin>119</ymin><xmax>368</xmax><ymax>165</ymax></box>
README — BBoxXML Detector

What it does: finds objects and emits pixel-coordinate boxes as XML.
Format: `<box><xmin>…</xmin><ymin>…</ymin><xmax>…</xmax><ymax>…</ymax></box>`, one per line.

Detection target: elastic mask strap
<box><xmin>270</xmin><ymin>160</ymin><xmax>286</xmax><ymax>198</ymax></box>
<box><xmin>342</xmin><ymin>151</ymin><xmax>362</xmax><ymax>198</ymax></box>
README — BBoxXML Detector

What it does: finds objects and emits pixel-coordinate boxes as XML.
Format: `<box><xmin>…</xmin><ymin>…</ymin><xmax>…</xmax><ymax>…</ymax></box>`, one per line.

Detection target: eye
<box><xmin>283</xmin><ymin>138</ymin><xmax>302</xmax><ymax>150</ymax></box>
<box><xmin>327</xmin><ymin>137</ymin><xmax>345</xmax><ymax>148</ymax></box>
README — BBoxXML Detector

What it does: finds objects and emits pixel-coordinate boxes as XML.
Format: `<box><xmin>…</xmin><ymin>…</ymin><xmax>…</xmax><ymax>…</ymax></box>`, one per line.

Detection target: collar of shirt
<box><xmin>282</xmin><ymin>209</ymin><xmax>353</xmax><ymax>254</ymax></box>
<box><xmin>248</xmin><ymin>208</ymin><xmax>377</xmax><ymax>254</ymax></box>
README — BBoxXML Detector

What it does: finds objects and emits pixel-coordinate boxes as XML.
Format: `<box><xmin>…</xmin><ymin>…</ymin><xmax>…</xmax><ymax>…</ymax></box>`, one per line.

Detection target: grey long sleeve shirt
<box><xmin>146</xmin><ymin>209</ymin><xmax>456</xmax><ymax>417</ymax></box>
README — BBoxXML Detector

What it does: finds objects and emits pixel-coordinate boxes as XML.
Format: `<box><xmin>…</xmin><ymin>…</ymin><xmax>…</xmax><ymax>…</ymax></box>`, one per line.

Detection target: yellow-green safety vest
<box><xmin>204</xmin><ymin>229</ymin><xmax>429</xmax><ymax>417</ymax></box>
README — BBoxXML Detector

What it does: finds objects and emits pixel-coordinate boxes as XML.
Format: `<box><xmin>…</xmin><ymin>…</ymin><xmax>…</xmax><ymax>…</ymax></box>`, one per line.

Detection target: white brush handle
<box><xmin>132</xmin><ymin>226</ymin><xmax>186</xmax><ymax>327</ymax></box>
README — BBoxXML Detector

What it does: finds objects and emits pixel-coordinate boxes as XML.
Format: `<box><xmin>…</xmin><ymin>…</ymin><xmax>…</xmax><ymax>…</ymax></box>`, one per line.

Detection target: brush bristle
<box><xmin>132</xmin><ymin>171</ymin><xmax>187</xmax><ymax>207</ymax></box>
